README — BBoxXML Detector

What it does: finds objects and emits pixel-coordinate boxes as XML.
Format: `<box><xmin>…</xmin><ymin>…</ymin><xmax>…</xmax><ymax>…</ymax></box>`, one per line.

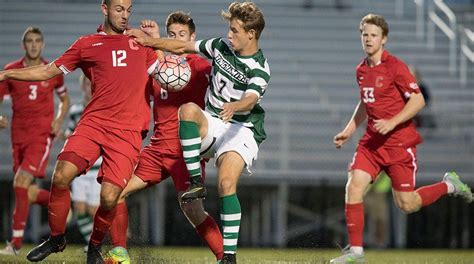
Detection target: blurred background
<box><xmin>0</xmin><ymin>0</ymin><xmax>473</xmax><ymax>250</ymax></box>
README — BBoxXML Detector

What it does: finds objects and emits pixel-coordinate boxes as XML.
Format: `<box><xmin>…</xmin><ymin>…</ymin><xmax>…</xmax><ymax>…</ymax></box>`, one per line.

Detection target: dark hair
<box><xmin>166</xmin><ymin>11</ymin><xmax>196</xmax><ymax>34</ymax></box>
<box><xmin>102</xmin><ymin>0</ymin><xmax>111</xmax><ymax>6</ymax></box>
<box><xmin>221</xmin><ymin>2</ymin><xmax>265</xmax><ymax>39</ymax></box>
<box><xmin>22</xmin><ymin>26</ymin><xmax>43</xmax><ymax>43</ymax></box>
<box><xmin>360</xmin><ymin>13</ymin><xmax>389</xmax><ymax>37</ymax></box>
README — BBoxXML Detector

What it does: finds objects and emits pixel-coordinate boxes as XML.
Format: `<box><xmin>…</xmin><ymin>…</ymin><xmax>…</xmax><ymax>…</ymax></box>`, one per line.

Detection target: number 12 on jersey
<box><xmin>112</xmin><ymin>50</ymin><xmax>127</xmax><ymax>67</ymax></box>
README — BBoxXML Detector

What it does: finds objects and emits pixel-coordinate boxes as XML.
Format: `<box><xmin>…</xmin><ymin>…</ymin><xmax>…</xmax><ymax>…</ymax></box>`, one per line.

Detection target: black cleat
<box><xmin>26</xmin><ymin>235</ymin><xmax>66</xmax><ymax>262</ymax></box>
<box><xmin>87</xmin><ymin>242</ymin><xmax>104</xmax><ymax>264</ymax></box>
<box><xmin>221</xmin><ymin>253</ymin><xmax>237</xmax><ymax>264</ymax></box>
<box><xmin>181</xmin><ymin>179</ymin><xmax>207</xmax><ymax>203</ymax></box>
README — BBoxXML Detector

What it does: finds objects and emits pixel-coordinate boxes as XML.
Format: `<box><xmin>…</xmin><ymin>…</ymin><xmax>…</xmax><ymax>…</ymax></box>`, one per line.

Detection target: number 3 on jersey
<box><xmin>112</xmin><ymin>50</ymin><xmax>127</xmax><ymax>67</ymax></box>
<box><xmin>29</xmin><ymin>85</ymin><xmax>38</xmax><ymax>100</ymax></box>
<box><xmin>362</xmin><ymin>87</ymin><xmax>375</xmax><ymax>103</ymax></box>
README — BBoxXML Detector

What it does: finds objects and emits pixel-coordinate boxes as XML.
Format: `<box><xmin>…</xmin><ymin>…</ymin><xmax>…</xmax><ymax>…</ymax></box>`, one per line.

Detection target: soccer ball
<box><xmin>155</xmin><ymin>54</ymin><xmax>191</xmax><ymax>92</ymax></box>
<box><xmin>103</xmin><ymin>246</ymin><xmax>130</xmax><ymax>264</ymax></box>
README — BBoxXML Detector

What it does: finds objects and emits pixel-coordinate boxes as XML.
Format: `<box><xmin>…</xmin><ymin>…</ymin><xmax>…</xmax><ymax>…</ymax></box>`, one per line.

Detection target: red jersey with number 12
<box><xmin>356</xmin><ymin>50</ymin><xmax>422</xmax><ymax>148</ymax></box>
<box><xmin>54</xmin><ymin>32</ymin><xmax>158</xmax><ymax>131</ymax></box>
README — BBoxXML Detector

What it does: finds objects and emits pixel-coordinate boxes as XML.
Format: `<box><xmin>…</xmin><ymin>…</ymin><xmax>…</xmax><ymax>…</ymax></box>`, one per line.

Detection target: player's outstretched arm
<box><xmin>333</xmin><ymin>100</ymin><xmax>367</xmax><ymax>149</ymax></box>
<box><xmin>0</xmin><ymin>63</ymin><xmax>62</xmax><ymax>82</ymax></box>
<box><xmin>220</xmin><ymin>93</ymin><xmax>259</xmax><ymax>123</ymax></box>
<box><xmin>374</xmin><ymin>92</ymin><xmax>425</xmax><ymax>135</ymax></box>
<box><xmin>126</xmin><ymin>28</ymin><xmax>196</xmax><ymax>55</ymax></box>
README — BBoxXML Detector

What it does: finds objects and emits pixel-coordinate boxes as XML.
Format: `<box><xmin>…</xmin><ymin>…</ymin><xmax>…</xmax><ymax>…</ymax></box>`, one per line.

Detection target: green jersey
<box><xmin>195</xmin><ymin>38</ymin><xmax>270</xmax><ymax>145</ymax></box>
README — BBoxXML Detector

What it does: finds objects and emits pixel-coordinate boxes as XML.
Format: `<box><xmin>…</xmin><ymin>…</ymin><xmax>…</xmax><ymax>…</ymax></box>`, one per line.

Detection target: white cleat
<box><xmin>443</xmin><ymin>172</ymin><xmax>473</xmax><ymax>203</ymax></box>
<box><xmin>0</xmin><ymin>241</ymin><xmax>20</xmax><ymax>256</ymax></box>
<box><xmin>330</xmin><ymin>245</ymin><xmax>365</xmax><ymax>263</ymax></box>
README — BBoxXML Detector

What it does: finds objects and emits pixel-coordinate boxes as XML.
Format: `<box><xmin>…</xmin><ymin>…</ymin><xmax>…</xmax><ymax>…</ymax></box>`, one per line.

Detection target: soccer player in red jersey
<box><xmin>0</xmin><ymin>26</ymin><xmax>70</xmax><ymax>256</ymax></box>
<box><xmin>330</xmin><ymin>14</ymin><xmax>473</xmax><ymax>263</ymax></box>
<box><xmin>0</xmin><ymin>0</ymin><xmax>158</xmax><ymax>262</ymax></box>
<box><xmin>106</xmin><ymin>12</ymin><xmax>224</xmax><ymax>262</ymax></box>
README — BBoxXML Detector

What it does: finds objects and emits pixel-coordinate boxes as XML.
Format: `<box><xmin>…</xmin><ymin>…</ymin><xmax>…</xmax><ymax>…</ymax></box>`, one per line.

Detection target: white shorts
<box><xmin>71</xmin><ymin>168</ymin><xmax>101</xmax><ymax>207</ymax></box>
<box><xmin>200</xmin><ymin>111</ymin><xmax>259</xmax><ymax>174</ymax></box>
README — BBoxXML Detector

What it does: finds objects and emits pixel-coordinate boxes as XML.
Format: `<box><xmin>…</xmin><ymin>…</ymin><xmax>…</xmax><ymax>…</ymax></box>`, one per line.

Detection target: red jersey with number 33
<box><xmin>0</xmin><ymin>57</ymin><xmax>67</xmax><ymax>142</ymax></box>
<box><xmin>54</xmin><ymin>32</ymin><xmax>158</xmax><ymax>131</ymax></box>
<box><xmin>150</xmin><ymin>54</ymin><xmax>211</xmax><ymax>154</ymax></box>
<box><xmin>356</xmin><ymin>50</ymin><xmax>422</xmax><ymax>148</ymax></box>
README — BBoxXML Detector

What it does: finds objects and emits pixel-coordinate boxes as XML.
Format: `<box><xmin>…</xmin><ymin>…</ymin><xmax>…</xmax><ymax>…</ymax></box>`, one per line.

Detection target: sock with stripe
<box><xmin>110</xmin><ymin>201</ymin><xmax>129</xmax><ymax>248</ymax></box>
<box><xmin>48</xmin><ymin>185</ymin><xmax>71</xmax><ymax>236</ymax></box>
<box><xmin>179</xmin><ymin>121</ymin><xmax>202</xmax><ymax>182</ymax></box>
<box><xmin>345</xmin><ymin>203</ymin><xmax>364</xmax><ymax>248</ymax></box>
<box><xmin>220</xmin><ymin>194</ymin><xmax>241</xmax><ymax>254</ymax></box>
<box><xmin>90</xmin><ymin>205</ymin><xmax>117</xmax><ymax>246</ymax></box>
<box><xmin>11</xmin><ymin>187</ymin><xmax>29</xmax><ymax>249</ymax></box>
<box><xmin>195</xmin><ymin>215</ymin><xmax>224</xmax><ymax>260</ymax></box>
<box><xmin>32</xmin><ymin>189</ymin><xmax>50</xmax><ymax>207</ymax></box>
<box><xmin>415</xmin><ymin>182</ymin><xmax>448</xmax><ymax>207</ymax></box>
<box><xmin>77</xmin><ymin>213</ymin><xmax>93</xmax><ymax>243</ymax></box>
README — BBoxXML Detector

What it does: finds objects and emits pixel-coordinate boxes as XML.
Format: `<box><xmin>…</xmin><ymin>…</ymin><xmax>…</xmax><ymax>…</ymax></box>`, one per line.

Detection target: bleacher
<box><xmin>0</xmin><ymin>0</ymin><xmax>472</xmax><ymax>247</ymax></box>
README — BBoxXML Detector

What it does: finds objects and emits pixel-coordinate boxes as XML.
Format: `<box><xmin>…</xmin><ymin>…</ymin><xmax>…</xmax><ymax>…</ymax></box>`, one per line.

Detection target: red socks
<box><xmin>11</xmin><ymin>187</ymin><xmax>29</xmax><ymax>249</ymax></box>
<box><xmin>110</xmin><ymin>202</ymin><xmax>128</xmax><ymax>248</ymax></box>
<box><xmin>195</xmin><ymin>215</ymin><xmax>224</xmax><ymax>260</ymax></box>
<box><xmin>33</xmin><ymin>189</ymin><xmax>50</xmax><ymax>206</ymax></box>
<box><xmin>90</xmin><ymin>205</ymin><xmax>117</xmax><ymax>246</ymax></box>
<box><xmin>345</xmin><ymin>203</ymin><xmax>364</xmax><ymax>247</ymax></box>
<box><xmin>416</xmin><ymin>182</ymin><xmax>448</xmax><ymax>207</ymax></box>
<box><xmin>48</xmin><ymin>185</ymin><xmax>71</xmax><ymax>236</ymax></box>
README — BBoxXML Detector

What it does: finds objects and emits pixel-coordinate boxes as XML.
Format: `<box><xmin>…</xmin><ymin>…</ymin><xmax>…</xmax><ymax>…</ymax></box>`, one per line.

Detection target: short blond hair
<box><xmin>221</xmin><ymin>1</ymin><xmax>265</xmax><ymax>39</ymax></box>
<box><xmin>360</xmin><ymin>13</ymin><xmax>389</xmax><ymax>37</ymax></box>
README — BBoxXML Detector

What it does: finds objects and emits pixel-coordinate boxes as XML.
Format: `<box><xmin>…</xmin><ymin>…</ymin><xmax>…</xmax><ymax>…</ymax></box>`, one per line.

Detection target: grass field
<box><xmin>2</xmin><ymin>245</ymin><xmax>474</xmax><ymax>263</ymax></box>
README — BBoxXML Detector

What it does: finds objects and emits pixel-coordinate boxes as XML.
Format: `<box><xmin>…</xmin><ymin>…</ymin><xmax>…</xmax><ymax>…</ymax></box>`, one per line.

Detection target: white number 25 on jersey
<box><xmin>362</xmin><ymin>87</ymin><xmax>375</xmax><ymax>103</ymax></box>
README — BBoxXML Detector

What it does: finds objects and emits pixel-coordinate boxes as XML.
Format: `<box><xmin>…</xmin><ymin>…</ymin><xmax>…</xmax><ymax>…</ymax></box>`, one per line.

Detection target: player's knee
<box><xmin>396</xmin><ymin>198</ymin><xmax>419</xmax><ymax>214</ymax></box>
<box><xmin>179</xmin><ymin>102</ymin><xmax>199</xmax><ymax>121</ymax></box>
<box><xmin>52</xmin><ymin>169</ymin><xmax>71</xmax><ymax>188</ymax></box>
<box><xmin>346</xmin><ymin>181</ymin><xmax>365</xmax><ymax>199</ymax></box>
<box><xmin>218</xmin><ymin>178</ymin><xmax>236</xmax><ymax>195</ymax></box>
<box><xmin>100</xmin><ymin>192</ymin><xmax>119</xmax><ymax>210</ymax></box>
<box><xmin>13</xmin><ymin>170</ymin><xmax>33</xmax><ymax>188</ymax></box>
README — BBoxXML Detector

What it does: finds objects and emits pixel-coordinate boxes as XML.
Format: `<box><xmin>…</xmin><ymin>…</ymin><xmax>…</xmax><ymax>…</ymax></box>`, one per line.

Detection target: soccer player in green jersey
<box><xmin>126</xmin><ymin>2</ymin><xmax>269</xmax><ymax>262</ymax></box>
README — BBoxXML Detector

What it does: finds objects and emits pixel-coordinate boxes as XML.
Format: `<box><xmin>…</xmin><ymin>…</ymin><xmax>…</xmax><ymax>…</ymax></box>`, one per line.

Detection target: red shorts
<box><xmin>58</xmin><ymin>123</ymin><xmax>141</xmax><ymax>189</ymax></box>
<box><xmin>349</xmin><ymin>144</ymin><xmax>418</xmax><ymax>192</ymax></box>
<box><xmin>12</xmin><ymin>135</ymin><xmax>54</xmax><ymax>178</ymax></box>
<box><xmin>134</xmin><ymin>144</ymin><xmax>206</xmax><ymax>192</ymax></box>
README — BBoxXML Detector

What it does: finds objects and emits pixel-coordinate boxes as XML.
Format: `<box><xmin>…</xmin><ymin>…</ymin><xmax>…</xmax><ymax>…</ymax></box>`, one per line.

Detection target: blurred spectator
<box><xmin>409</xmin><ymin>66</ymin><xmax>437</xmax><ymax>129</ymax></box>
<box><xmin>364</xmin><ymin>172</ymin><xmax>391</xmax><ymax>249</ymax></box>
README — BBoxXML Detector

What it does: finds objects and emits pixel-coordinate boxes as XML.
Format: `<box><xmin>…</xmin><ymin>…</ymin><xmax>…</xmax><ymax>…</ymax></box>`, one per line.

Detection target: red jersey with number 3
<box><xmin>0</xmin><ymin>57</ymin><xmax>67</xmax><ymax>143</ymax></box>
<box><xmin>356</xmin><ymin>50</ymin><xmax>422</xmax><ymax>148</ymax></box>
<box><xmin>150</xmin><ymin>54</ymin><xmax>211</xmax><ymax>154</ymax></box>
<box><xmin>54</xmin><ymin>32</ymin><xmax>158</xmax><ymax>131</ymax></box>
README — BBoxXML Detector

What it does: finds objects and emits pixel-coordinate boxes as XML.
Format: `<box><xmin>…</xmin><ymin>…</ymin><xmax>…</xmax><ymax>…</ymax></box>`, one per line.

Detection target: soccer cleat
<box><xmin>26</xmin><ymin>235</ymin><xmax>66</xmax><ymax>262</ymax></box>
<box><xmin>0</xmin><ymin>241</ymin><xmax>20</xmax><ymax>256</ymax></box>
<box><xmin>443</xmin><ymin>172</ymin><xmax>473</xmax><ymax>203</ymax></box>
<box><xmin>86</xmin><ymin>242</ymin><xmax>104</xmax><ymax>264</ymax></box>
<box><xmin>181</xmin><ymin>178</ymin><xmax>207</xmax><ymax>203</ymax></box>
<box><xmin>104</xmin><ymin>246</ymin><xmax>130</xmax><ymax>264</ymax></box>
<box><xmin>330</xmin><ymin>245</ymin><xmax>365</xmax><ymax>263</ymax></box>
<box><xmin>221</xmin><ymin>253</ymin><xmax>237</xmax><ymax>264</ymax></box>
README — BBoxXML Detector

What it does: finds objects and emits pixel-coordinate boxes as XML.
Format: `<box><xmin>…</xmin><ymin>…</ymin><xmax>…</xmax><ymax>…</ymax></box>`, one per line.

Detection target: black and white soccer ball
<box><xmin>155</xmin><ymin>55</ymin><xmax>191</xmax><ymax>92</ymax></box>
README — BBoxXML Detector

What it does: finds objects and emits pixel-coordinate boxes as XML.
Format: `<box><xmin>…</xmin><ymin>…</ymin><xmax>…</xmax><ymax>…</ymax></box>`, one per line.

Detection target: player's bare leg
<box><xmin>330</xmin><ymin>169</ymin><xmax>371</xmax><ymax>263</ymax></box>
<box><xmin>179</xmin><ymin>102</ymin><xmax>209</xmax><ymax>202</ymax></box>
<box><xmin>216</xmin><ymin>151</ymin><xmax>245</xmax><ymax>263</ymax></box>
<box><xmin>27</xmin><ymin>160</ymin><xmax>79</xmax><ymax>262</ymax></box>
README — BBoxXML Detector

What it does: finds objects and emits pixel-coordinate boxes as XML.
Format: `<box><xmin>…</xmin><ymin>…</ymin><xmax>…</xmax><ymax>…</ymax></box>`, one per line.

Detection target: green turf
<box><xmin>2</xmin><ymin>245</ymin><xmax>473</xmax><ymax>263</ymax></box>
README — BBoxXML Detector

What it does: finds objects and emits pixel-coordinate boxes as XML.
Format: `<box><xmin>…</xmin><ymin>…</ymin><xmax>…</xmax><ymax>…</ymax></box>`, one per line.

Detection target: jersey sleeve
<box><xmin>194</xmin><ymin>38</ymin><xmax>221</xmax><ymax>60</ymax></box>
<box><xmin>0</xmin><ymin>65</ymin><xmax>10</xmax><ymax>97</ymax></box>
<box><xmin>54</xmin><ymin>75</ymin><xmax>68</xmax><ymax>97</ymax></box>
<box><xmin>54</xmin><ymin>39</ymin><xmax>83</xmax><ymax>75</ymax></box>
<box><xmin>145</xmin><ymin>47</ymin><xmax>159</xmax><ymax>75</ymax></box>
<box><xmin>394</xmin><ymin>61</ymin><xmax>420</xmax><ymax>99</ymax></box>
<box><xmin>245</xmin><ymin>62</ymin><xmax>271</xmax><ymax>98</ymax></box>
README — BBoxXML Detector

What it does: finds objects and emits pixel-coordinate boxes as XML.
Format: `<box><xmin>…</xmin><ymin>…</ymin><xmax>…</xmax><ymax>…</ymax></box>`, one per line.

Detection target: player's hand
<box><xmin>140</xmin><ymin>19</ymin><xmax>160</xmax><ymax>38</ymax></box>
<box><xmin>220</xmin><ymin>102</ymin><xmax>237</xmax><ymax>123</ymax></box>
<box><xmin>125</xmin><ymin>28</ymin><xmax>153</xmax><ymax>46</ymax></box>
<box><xmin>0</xmin><ymin>115</ymin><xmax>8</xmax><ymax>129</ymax></box>
<box><xmin>333</xmin><ymin>131</ymin><xmax>351</xmax><ymax>149</ymax></box>
<box><xmin>0</xmin><ymin>71</ymin><xmax>7</xmax><ymax>82</ymax></box>
<box><xmin>51</xmin><ymin>119</ymin><xmax>62</xmax><ymax>136</ymax></box>
<box><xmin>374</xmin><ymin>119</ymin><xmax>396</xmax><ymax>135</ymax></box>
